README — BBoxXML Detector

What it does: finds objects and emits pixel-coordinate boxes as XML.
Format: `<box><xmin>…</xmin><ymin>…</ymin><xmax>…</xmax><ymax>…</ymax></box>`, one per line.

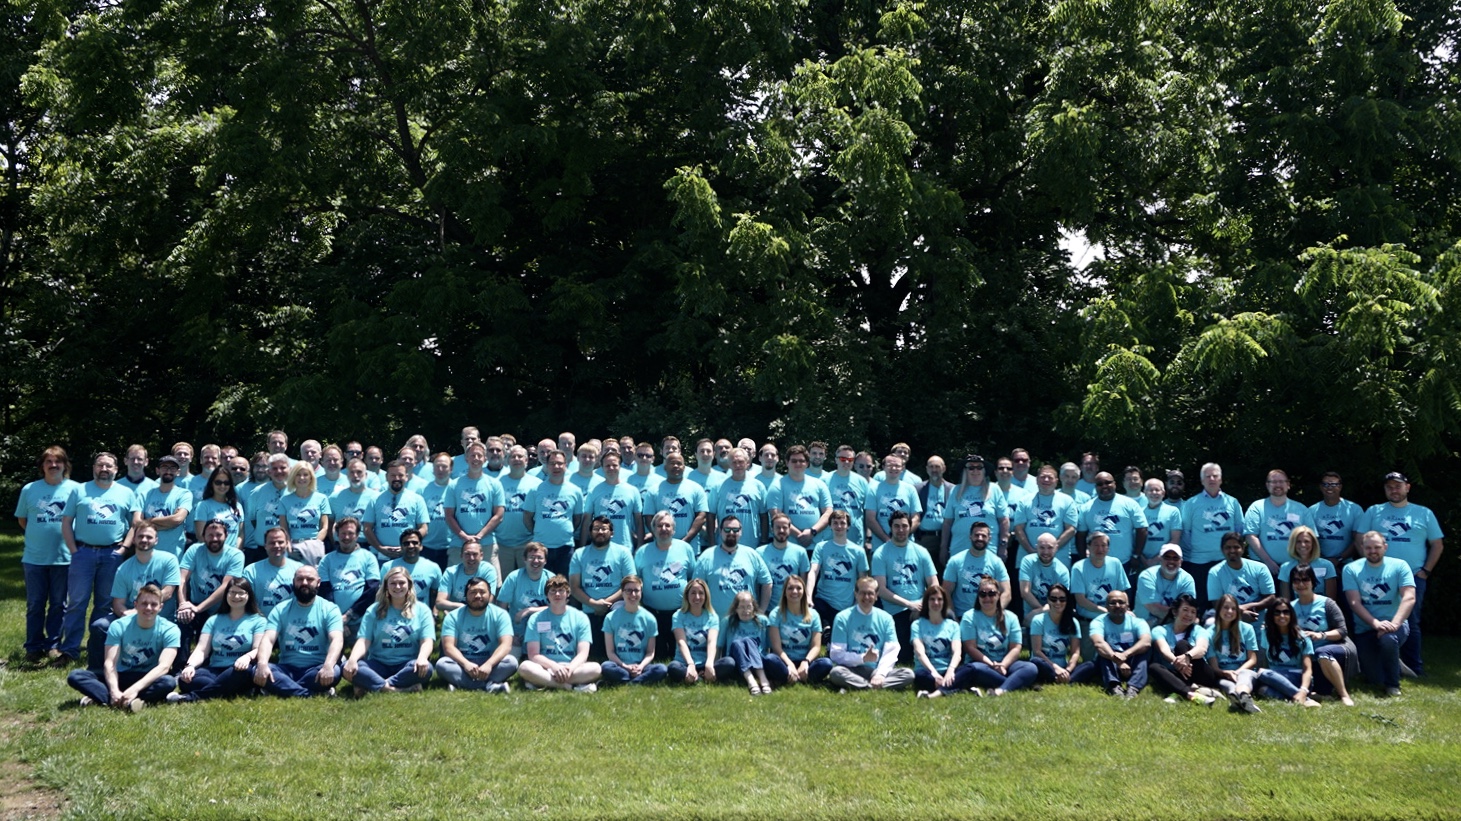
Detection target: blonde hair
<box><xmin>375</xmin><ymin>567</ymin><xmax>419</xmax><ymax>620</ymax></box>
<box><xmin>288</xmin><ymin>462</ymin><xmax>317</xmax><ymax>496</ymax></box>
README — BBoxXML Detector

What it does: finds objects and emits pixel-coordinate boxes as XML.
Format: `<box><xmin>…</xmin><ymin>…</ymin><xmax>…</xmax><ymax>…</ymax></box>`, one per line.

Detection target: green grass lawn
<box><xmin>2</xmin><ymin>532</ymin><xmax>1459</xmax><ymax>820</ymax></box>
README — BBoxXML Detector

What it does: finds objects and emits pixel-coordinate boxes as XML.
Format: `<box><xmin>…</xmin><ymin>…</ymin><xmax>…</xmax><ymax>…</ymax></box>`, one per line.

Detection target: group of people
<box><xmin>12</xmin><ymin>429</ymin><xmax>1442</xmax><ymax>712</ymax></box>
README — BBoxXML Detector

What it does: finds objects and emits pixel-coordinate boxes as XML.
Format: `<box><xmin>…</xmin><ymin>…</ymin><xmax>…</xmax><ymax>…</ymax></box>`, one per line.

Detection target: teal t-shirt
<box><xmin>1029</xmin><ymin>612</ymin><xmax>1083</xmax><ymax>667</ymax></box>
<box><xmin>1070</xmin><ymin>557</ymin><xmax>1130</xmax><ymax>620</ymax></box>
<box><xmin>441</xmin><ymin>563</ymin><xmax>501</xmax><ymax>603</ymax></box>
<box><xmin>831</xmin><ymin>606</ymin><xmax>897</xmax><ymax>655</ymax></box>
<box><xmin>1206</xmin><ymin>621</ymin><xmax>1257</xmax><ymax>670</ymax></box>
<box><xmin>318</xmin><ymin>548</ymin><xmax>381</xmax><ymax>614</ymax></box>
<box><xmin>67</xmin><ymin>481</ymin><xmax>139</xmax><ymax>546</ymax></box>
<box><xmin>871</xmin><ymin>541</ymin><xmax>936</xmax><ymax>614</ymax></box>
<box><xmin>180</xmin><ymin>544</ymin><xmax>245</xmax><ymax>609</ymax></box>
<box><xmin>767</xmin><ymin>476</ymin><xmax>832</xmax><ymax>534</ymax></box>
<box><xmin>943</xmin><ymin>550</ymin><xmax>1010</xmax><ymax>617</ymax></box>
<box><xmin>441</xmin><ymin>605</ymin><xmax>514</xmax><ymax>663</ymax></box>
<box><xmin>695</xmin><ymin>546</ymin><xmax>772</xmax><ymax>618</ymax></box>
<box><xmin>110</xmin><ymin>552</ymin><xmax>182</xmax><ymax>613</ymax></box>
<box><xmin>497</xmin><ymin>569</ymin><xmax>549</xmax><ymax>640</ymax></box>
<box><xmin>959</xmin><ymin>608</ymin><xmax>1023</xmax><ymax>657</ymax></box>
<box><xmin>200</xmin><ymin>612</ymin><xmax>266</xmax><ymax>669</ymax></box>
<box><xmin>359</xmin><ymin>604</ymin><xmax>435</xmax><ymax>667</ymax></box>
<box><xmin>137</xmin><ymin>485</ymin><xmax>193</xmax><ymax>556</ymax></box>
<box><xmin>768</xmin><ymin>606</ymin><xmax>821</xmax><ymax>662</ymax></box>
<box><xmin>912</xmin><ymin>617</ymin><xmax>960</xmax><ymax>670</ymax></box>
<box><xmin>945</xmin><ymin>484</ymin><xmax>1009</xmax><ymax>557</ymax></box>
<box><xmin>570</xmin><ymin>543</ymin><xmax>636</xmax><ymax>602</ymax></box>
<box><xmin>634</xmin><ymin>540</ymin><xmax>697</xmax><ymax>612</ymax></box>
<box><xmin>1260</xmin><ymin>630</ymin><xmax>1314</xmax><ymax>672</ymax></box>
<box><xmin>527</xmin><ymin>607</ymin><xmax>592</xmax><ymax>663</ymax></box>
<box><xmin>584</xmin><ymin>482</ymin><xmax>643</xmax><ymax>548</ymax></box>
<box><xmin>194</xmin><ymin>499</ymin><xmax>245</xmax><ymax>551</ymax></box>
<box><xmin>672</xmin><ymin>608</ymin><xmax>719</xmax><ymax>666</ymax></box>
<box><xmin>1090</xmin><ymin>611</ymin><xmax>1151</xmax><ymax>653</ymax></box>
<box><xmin>243</xmin><ymin>558</ymin><xmax>305</xmax><ymax>616</ymax></box>
<box><xmin>809</xmin><ymin>540</ymin><xmax>870</xmax><ymax>610</ymax></box>
<box><xmin>106</xmin><ymin>613</ymin><xmax>181</xmax><ymax>673</ymax></box>
<box><xmin>278</xmin><ymin>491</ymin><xmax>331</xmax><ymax>542</ymax></box>
<box><xmin>381</xmin><ymin>557</ymin><xmax>444</xmax><ymax>607</ymax></box>
<box><xmin>266</xmin><ymin>598</ymin><xmax>343</xmax><ymax>667</ymax></box>
<box><xmin>604</xmin><ymin>606</ymin><xmax>659</xmax><ymax>663</ymax></box>
<box><xmin>1342</xmin><ymin>558</ymin><xmax>1415</xmax><ymax>633</ymax></box>
<box><xmin>15</xmin><ymin>478</ymin><xmax>79</xmax><ymax>565</ymax></box>
<box><xmin>1018</xmin><ymin>554</ymin><xmax>1071</xmax><ymax>606</ymax></box>
<box><xmin>1134</xmin><ymin>567</ymin><xmax>1197</xmax><ymax>625</ymax></box>
<box><xmin>757</xmin><ymin>542</ymin><xmax>811</xmax><ymax>608</ymax></box>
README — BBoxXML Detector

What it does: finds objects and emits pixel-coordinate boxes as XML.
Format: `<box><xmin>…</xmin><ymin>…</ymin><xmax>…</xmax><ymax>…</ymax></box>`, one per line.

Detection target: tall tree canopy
<box><xmin>3</xmin><ymin>0</ymin><xmax>1460</xmax><ymax>508</ymax></box>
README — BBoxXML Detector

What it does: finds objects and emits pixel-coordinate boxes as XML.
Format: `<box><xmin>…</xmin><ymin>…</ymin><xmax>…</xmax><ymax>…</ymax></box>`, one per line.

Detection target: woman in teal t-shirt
<box><xmin>343</xmin><ymin>567</ymin><xmax>435</xmax><ymax>693</ymax></box>
<box><xmin>175</xmin><ymin>578</ymin><xmax>265</xmax><ymax>701</ymax></box>
<box><xmin>1206</xmin><ymin>594</ymin><xmax>1260</xmax><ymax>713</ymax></box>
<box><xmin>669</xmin><ymin>578</ymin><xmax>719</xmax><ymax>684</ymax></box>
<box><xmin>913</xmin><ymin>585</ymin><xmax>962</xmax><ymax>698</ymax></box>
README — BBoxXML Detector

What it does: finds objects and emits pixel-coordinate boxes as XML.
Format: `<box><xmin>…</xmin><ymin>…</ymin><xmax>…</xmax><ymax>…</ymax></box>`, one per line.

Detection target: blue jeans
<box><xmin>955</xmin><ymin>660</ymin><xmax>1039</xmax><ymax>693</ymax></box>
<box><xmin>350</xmin><ymin>658</ymin><xmax>433</xmax><ymax>692</ymax></box>
<box><xmin>23</xmin><ymin>563</ymin><xmax>68</xmax><ymax>655</ymax></box>
<box><xmin>1031</xmin><ymin>656</ymin><xmax>1096</xmax><ymax>685</ymax></box>
<box><xmin>67</xmin><ymin>669</ymin><xmax>176</xmax><ymax>705</ymax></box>
<box><xmin>88</xmin><ymin>613</ymin><xmax>120</xmax><ymax>673</ymax></box>
<box><xmin>667</xmin><ymin>660</ymin><xmax>709</xmax><ymax>683</ymax></box>
<box><xmin>1355</xmin><ymin>624</ymin><xmax>1409</xmax><ymax>689</ymax></box>
<box><xmin>258</xmin><ymin>661</ymin><xmax>342</xmax><ymax>697</ymax></box>
<box><xmin>763</xmin><ymin>654</ymin><xmax>834</xmax><ymax>686</ymax></box>
<box><xmin>1401</xmin><ymin>576</ymin><xmax>1426</xmax><ymax>675</ymax></box>
<box><xmin>61</xmin><ymin>545</ymin><xmax>121</xmax><ymax>659</ymax></box>
<box><xmin>435</xmin><ymin>656</ymin><xmax>519</xmax><ymax>690</ymax></box>
<box><xmin>601</xmin><ymin>660</ymin><xmax>669</xmax><ymax>685</ymax></box>
<box><xmin>178</xmin><ymin>666</ymin><xmax>254</xmax><ymax>701</ymax></box>
<box><xmin>1254</xmin><ymin>667</ymin><xmax>1305</xmax><ymax>700</ymax></box>
<box><xmin>1095</xmin><ymin>654</ymin><xmax>1149</xmax><ymax>693</ymax></box>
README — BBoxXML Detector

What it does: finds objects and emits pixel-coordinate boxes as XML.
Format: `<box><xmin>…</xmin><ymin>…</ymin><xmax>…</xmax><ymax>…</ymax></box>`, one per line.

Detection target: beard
<box><xmin>293</xmin><ymin>586</ymin><xmax>317</xmax><ymax>604</ymax></box>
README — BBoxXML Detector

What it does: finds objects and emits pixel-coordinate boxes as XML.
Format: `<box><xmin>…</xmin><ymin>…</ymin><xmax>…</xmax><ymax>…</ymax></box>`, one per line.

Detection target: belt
<box><xmin>78</xmin><ymin>542</ymin><xmax>120</xmax><ymax>549</ymax></box>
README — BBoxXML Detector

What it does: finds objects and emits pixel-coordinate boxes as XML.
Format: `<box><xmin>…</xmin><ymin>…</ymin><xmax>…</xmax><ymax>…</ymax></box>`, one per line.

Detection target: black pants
<box><xmin>1147</xmin><ymin>639</ymin><xmax>1220</xmax><ymax>697</ymax></box>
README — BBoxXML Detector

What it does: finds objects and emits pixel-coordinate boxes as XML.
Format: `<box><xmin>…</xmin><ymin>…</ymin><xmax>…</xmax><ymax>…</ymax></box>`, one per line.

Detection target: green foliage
<box><xmin>0</xmin><ymin>0</ymin><xmax>1458</xmax><ymax>511</ymax></box>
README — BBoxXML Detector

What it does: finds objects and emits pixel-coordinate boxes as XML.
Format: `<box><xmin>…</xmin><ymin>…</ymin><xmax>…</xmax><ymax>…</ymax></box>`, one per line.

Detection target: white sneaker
<box><xmin>572</xmin><ymin>683</ymin><xmax>598</xmax><ymax>694</ymax></box>
<box><xmin>78</xmin><ymin>696</ymin><xmax>95</xmax><ymax>707</ymax></box>
<box><xmin>446</xmin><ymin>684</ymin><xmax>456</xmax><ymax>692</ymax></box>
<box><xmin>128</xmin><ymin>699</ymin><xmax>147</xmax><ymax>713</ymax></box>
<box><xmin>1163</xmin><ymin>694</ymin><xmax>1182</xmax><ymax>704</ymax></box>
<box><xmin>165</xmin><ymin>692</ymin><xmax>186</xmax><ymax>704</ymax></box>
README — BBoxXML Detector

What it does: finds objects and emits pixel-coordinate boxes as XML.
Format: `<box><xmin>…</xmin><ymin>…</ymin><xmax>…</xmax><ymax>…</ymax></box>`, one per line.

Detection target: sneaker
<box><xmin>327</xmin><ymin>687</ymin><xmax>337</xmax><ymax>698</ymax></box>
<box><xmin>969</xmin><ymin>687</ymin><xmax>985</xmax><ymax>697</ymax></box>
<box><xmin>129</xmin><ymin>698</ymin><xmax>147</xmax><ymax>713</ymax></box>
<box><xmin>446</xmin><ymin>684</ymin><xmax>456</xmax><ymax>693</ymax></box>
<box><xmin>78</xmin><ymin>696</ymin><xmax>95</xmax><ymax>707</ymax></box>
<box><xmin>1385</xmin><ymin>686</ymin><xmax>1402</xmax><ymax>697</ymax></box>
<box><xmin>1240</xmin><ymin>693</ymin><xmax>1261</xmax><ymax>714</ymax></box>
<box><xmin>1193</xmin><ymin>693</ymin><xmax>1217</xmax><ymax>707</ymax></box>
<box><xmin>522</xmin><ymin>681</ymin><xmax>540</xmax><ymax>691</ymax></box>
<box><xmin>52</xmin><ymin>654</ymin><xmax>78</xmax><ymax>668</ymax></box>
<box><xmin>1122</xmin><ymin>687</ymin><xmax>1140</xmax><ymax>701</ymax></box>
<box><xmin>572</xmin><ymin>683</ymin><xmax>598</xmax><ymax>694</ymax></box>
<box><xmin>917</xmin><ymin>690</ymin><xmax>931</xmax><ymax>699</ymax></box>
<box><xmin>1302</xmin><ymin>698</ymin><xmax>1321</xmax><ymax>708</ymax></box>
<box><xmin>1163</xmin><ymin>695</ymin><xmax>1182</xmax><ymax>704</ymax></box>
<box><xmin>47</xmin><ymin>649</ymin><xmax>63</xmax><ymax>661</ymax></box>
<box><xmin>26</xmin><ymin>651</ymin><xmax>45</xmax><ymax>664</ymax></box>
<box><xmin>165</xmin><ymin>692</ymin><xmax>186</xmax><ymax>704</ymax></box>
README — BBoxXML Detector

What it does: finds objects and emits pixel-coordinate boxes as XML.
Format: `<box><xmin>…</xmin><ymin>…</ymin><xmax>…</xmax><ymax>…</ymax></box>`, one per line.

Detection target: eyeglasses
<box><xmin>723</xmin><ymin>527</ymin><xmax>741</xmax><ymax>533</ymax></box>
<box><xmin>1320</xmin><ymin>482</ymin><xmax>1340</xmax><ymax>488</ymax></box>
<box><xmin>978</xmin><ymin>591</ymin><xmax>999</xmax><ymax>598</ymax></box>
<box><xmin>996</xmin><ymin>466</ymin><xmax>1013</xmax><ymax>471</ymax></box>
<box><xmin>637</xmin><ymin>454</ymin><xmax>653</xmax><ymax>459</ymax></box>
<box><xmin>837</xmin><ymin>456</ymin><xmax>853</xmax><ymax>462</ymax></box>
<box><xmin>401</xmin><ymin>541</ymin><xmax>421</xmax><ymax>547</ymax></box>
<box><xmin>1046</xmin><ymin>595</ymin><xmax>1067</xmax><ymax>602</ymax></box>
<box><xmin>211</xmin><ymin>480</ymin><xmax>230</xmax><ymax>486</ymax></box>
